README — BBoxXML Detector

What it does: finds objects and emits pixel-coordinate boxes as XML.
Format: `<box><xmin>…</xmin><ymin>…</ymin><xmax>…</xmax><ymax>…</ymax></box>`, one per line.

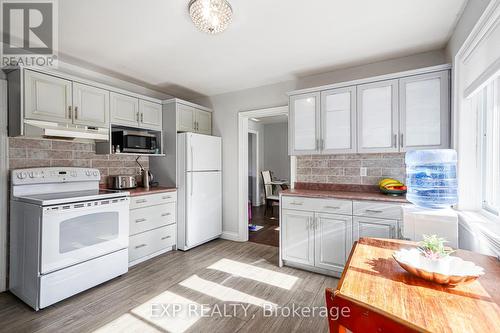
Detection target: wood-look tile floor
<box><xmin>0</xmin><ymin>240</ymin><xmax>338</xmax><ymax>333</ymax></box>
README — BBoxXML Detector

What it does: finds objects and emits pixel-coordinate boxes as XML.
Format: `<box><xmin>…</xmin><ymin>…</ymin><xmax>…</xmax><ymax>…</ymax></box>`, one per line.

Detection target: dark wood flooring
<box><xmin>0</xmin><ymin>239</ymin><xmax>338</xmax><ymax>333</ymax></box>
<box><xmin>248</xmin><ymin>205</ymin><xmax>279</xmax><ymax>247</ymax></box>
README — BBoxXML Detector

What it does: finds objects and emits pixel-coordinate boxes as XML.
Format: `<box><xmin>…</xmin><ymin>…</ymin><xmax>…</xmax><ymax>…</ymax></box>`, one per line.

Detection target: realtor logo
<box><xmin>1</xmin><ymin>0</ymin><xmax>58</xmax><ymax>67</ymax></box>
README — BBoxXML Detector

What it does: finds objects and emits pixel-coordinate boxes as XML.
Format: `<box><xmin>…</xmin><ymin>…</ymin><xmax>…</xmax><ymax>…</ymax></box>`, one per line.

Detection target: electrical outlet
<box><xmin>360</xmin><ymin>167</ymin><xmax>367</xmax><ymax>177</ymax></box>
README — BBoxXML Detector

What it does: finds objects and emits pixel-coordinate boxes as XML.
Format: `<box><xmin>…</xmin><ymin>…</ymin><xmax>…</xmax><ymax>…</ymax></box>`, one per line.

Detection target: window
<box><xmin>475</xmin><ymin>77</ymin><xmax>500</xmax><ymax>215</ymax></box>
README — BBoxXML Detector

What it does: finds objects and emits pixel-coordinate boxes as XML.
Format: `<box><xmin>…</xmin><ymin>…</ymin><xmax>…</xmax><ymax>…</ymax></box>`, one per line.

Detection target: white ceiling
<box><xmin>58</xmin><ymin>0</ymin><xmax>467</xmax><ymax>98</ymax></box>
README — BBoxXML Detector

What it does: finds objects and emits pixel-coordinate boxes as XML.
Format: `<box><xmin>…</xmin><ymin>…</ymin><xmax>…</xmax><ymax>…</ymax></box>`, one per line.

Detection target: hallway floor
<box><xmin>248</xmin><ymin>205</ymin><xmax>279</xmax><ymax>248</ymax></box>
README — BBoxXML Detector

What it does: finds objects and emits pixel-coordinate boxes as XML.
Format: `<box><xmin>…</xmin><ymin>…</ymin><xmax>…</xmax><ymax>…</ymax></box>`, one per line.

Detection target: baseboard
<box><xmin>220</xmin><ymin>231</ymin><xmax>243</xmax><ymax>242</ymax></box>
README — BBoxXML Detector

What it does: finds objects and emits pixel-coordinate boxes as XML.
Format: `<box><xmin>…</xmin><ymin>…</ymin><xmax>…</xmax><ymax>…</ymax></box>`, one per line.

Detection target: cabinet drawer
<box><xmin>130</xmin><ymin>192</ymin><xmax>176</xmax><ymax>209</ymax></box>
<box><xmin>129</xmin><ymin>225</ymin><xmax>176</xmax><ymax>262</ymax></box>
<box><xmin>282</xmin><ymin>196</ymin><xmax>352</xmax><ymax>215</ymax></box>
<box><xmin>353</xmin><ymin>201</ymin><xmax>402</xmax><ymax>220</ymax></box>
<box><xmin>130</xmin><ymin>202</ymin><xmax>176</xmax><ymax>235</ymax></box>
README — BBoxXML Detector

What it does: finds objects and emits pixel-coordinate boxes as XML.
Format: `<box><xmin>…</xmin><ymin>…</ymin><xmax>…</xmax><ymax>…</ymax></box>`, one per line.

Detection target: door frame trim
<box><xmin>0</xmin><ymin>79</ymin><xmax>8</xmax><ymax>291</ymax></box>
<box><xmin>237</xmin><ymin>105</ymin><xmax>290</xmax><ymax>242</ymax></box>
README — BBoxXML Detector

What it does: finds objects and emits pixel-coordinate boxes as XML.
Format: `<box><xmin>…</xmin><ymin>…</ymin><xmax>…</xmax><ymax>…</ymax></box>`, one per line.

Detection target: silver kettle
<box><xmin>141</xmin><ymin>169</ymin><xmax>154</xmax><ymax>189</ymax></box>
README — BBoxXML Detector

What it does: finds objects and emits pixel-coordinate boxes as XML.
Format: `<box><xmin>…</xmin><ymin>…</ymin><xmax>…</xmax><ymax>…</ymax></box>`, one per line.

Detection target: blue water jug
<box><xmin>405</xmin><ymin>149</ymin><xmax>458</xmax><ymax>209</ymax></box>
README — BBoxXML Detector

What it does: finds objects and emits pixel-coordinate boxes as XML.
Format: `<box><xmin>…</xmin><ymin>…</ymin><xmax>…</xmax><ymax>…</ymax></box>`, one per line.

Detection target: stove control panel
<box><xmin>12</xmin><ymin>167</ymin><xmax>101</xmax><ymax>184</ymax></box>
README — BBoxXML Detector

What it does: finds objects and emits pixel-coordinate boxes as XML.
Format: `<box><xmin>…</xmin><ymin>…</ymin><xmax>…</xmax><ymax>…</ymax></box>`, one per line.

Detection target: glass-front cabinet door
<box><xmin>357</xmin><ymin>79</ymin><xmax>399</xmax><ymax>153</ymax></box>
<box><xmin>399</xmin><ymin>70</ymin><xmax>450</xmax><ymax>151</ymax></box>
<box><xmin>289</xmin><ymin>92</ymin><xmax>320</xmax><ymax>155</ymax></box>
<box><xmin>321</xmin><ymin>86</ymin><xmax>356</xmax><ymax>153</ymax></box>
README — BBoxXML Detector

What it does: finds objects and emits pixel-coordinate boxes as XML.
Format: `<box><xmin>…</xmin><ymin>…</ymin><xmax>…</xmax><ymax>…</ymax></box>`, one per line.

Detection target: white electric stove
<box><xmin>10</xmin><ymin>167</ymin><xmax>130</xmax><ymax>310</ymax></box>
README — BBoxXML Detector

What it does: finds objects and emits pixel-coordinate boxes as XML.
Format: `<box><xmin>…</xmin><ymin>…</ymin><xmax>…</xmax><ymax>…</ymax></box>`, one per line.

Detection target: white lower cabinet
<box><xmin>281</xmin><ymin>196</ymin><xmax>402</xmax><ymax>277</ymax></box>
<box><xmin>314</xmin><ymin>213</ymin><xmax>352</xmax><ymax>273</ymax></box>
<box><xmin>281</xmin><ymin>210</ymin><xmax>315</xmax><ymax>266</ymax></box>
<box><xmin>353</xmin><ymin>216</ymin><xmax>397</xmax><ymax>241</ymax></box>
<box><xmin>128</xmin><ymin>191</ymin><xmax>177</xmax><ymax>266</ymax></box>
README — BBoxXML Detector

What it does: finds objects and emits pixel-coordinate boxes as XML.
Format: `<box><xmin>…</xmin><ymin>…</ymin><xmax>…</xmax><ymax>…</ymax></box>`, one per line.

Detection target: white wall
<box><xmin>194</xmin><ymin>49</ymin><xmax>448</xmax><ymax>236</ymax></box>
<box><xmin>263</xmin><ymin>122</ymin><xmax>290</xmax><ymax>181</ymax></box>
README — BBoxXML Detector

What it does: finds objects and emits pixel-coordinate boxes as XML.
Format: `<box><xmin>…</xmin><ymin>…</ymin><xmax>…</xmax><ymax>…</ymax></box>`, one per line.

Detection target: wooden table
<box><xmin>325</xmin><ymin>238</ymin><xmax>500</xmax><ymax>333</ymax></box>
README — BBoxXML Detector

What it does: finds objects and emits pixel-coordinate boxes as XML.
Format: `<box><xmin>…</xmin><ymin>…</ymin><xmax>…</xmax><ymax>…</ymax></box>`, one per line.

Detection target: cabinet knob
<box><xmin>135</xmin><ymin>218</ymin><xmax>147</xmax><ymax>223</ymax></box>
<box><xmin>161</xmin><ymin>235</ymin><xmax>171</xmax><ymax>240</ymax></box>
<box><xmin>365</xmin><ymin>209</ymin><xmax>383</xmax><ymax>214</ymax></box>
<box><xmin>161</xmin><ymin>213</ymin><xmax>171</xmax><ymax>217</ymax></box>
<box><xmin>74</xmin><ymin>106</ymin><xmax>79</xmax><ymax>119</ymax></box>
<box><xmin>135</xmin><ymin>244</ymin><xmax>147</xmax><ymax>249</ymax></box>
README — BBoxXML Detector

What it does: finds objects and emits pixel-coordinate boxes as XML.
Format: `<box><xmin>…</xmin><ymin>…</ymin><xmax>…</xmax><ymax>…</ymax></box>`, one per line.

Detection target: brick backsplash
<box><xmin>8</xmin><ymin>138</ymin><xmax>149</xmax><ymax>185</ymax></box>
<box><xmin>296</xmin><ymin>153</ymin><xmax>406</xmax><ymax>185</ymax></box>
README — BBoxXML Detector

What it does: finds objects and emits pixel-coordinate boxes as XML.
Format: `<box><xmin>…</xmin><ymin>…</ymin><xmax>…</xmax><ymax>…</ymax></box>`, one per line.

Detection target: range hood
<box><xmin>24</xmin><ymin>119</ymin><xmax>109</xmax><ymax>141</ymax></box>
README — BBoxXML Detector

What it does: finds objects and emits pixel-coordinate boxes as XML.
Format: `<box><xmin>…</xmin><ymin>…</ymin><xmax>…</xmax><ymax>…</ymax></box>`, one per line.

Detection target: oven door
<box><xmin>40</xmin><ymin>197</ymin><xmax>129</xmax><ymax>274</ymax></box>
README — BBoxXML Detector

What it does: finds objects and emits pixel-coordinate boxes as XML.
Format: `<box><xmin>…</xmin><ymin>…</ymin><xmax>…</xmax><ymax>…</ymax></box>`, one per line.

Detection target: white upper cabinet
<box><xmin>288</xmin><ymin>67</ymin><xmax>451</xmax><ymax>155</ymax></box>
<box><xmin>357</xmin><ymin>79</ymin><xmax>399</xmax><ymax>153</ymax></box>
<box><xmin>24</xmin><ymin>70</ymin><xmax>72</xmax><ymax>123</ymax></box>
<box><xmin>139</xmin><ymin>100</ymin><xmax>162</xmax><ymax>131</ymax></box>
<box><xmin>399</xmin><ymin>71</ymin><xmax>450</xmax><ymax>151</ymax></box>
<box><xmin>177</xmin><ymin>104</ymin><xmax>196</xmax><ymax>132</ymax></box>
<box><xmin>176</xmin><ymin>103</ymin><xmax>212</xmax><ymax>135</ymax></box>
<box><xmin>289</xmin><ymin>92</ymin><xmax>320</xmax><ymax>155</ymax></box>
<box><xmin>195</xmin><ymin>109</ymin><xmax>212</xmax><ymax>135</ymax></box>
<box><xmin>314</xmin><ymin>213</ymin><xmax>352</xmax><ymax>272</ymax></box>
<box><xmin>72</xmin><ymin>83</ymin><xmax>109</xmax><ymax>127</ymax></box>
<box><xmin>110</xmin><ymin>92</ymin><xmax>140</xmax><ymax>127</ymax></box>
<box><xmin>321</xmin><ymin>87</ymin><xmax>356</xmax><ymax>153</ymax></box>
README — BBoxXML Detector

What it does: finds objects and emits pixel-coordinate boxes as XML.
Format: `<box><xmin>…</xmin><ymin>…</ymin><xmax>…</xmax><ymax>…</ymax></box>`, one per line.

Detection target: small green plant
<box><xmin>418</xmin><ymin>234</ymin><xmax>454</xmax><ymax>260</ymax></box>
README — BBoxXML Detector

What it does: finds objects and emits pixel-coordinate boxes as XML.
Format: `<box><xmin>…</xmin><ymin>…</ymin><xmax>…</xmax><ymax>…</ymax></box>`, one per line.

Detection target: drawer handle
<box><xmin>290</xmin><ymin>202</ymin><xmax>303</xmax><ymax>206</ymax></box>
<box><xmin>161</xmin><ymin>236</ymin><xmax>171</xmax><ymax>240</ymax></box>
<box><xmin>136</xmin><ymin>199</ymin><xmax>147</xmax><ymax>204</ymax></box>
<box><xmin>324</xmin><ymin>206</ymin><xmax>341</xmax><ymax>209</ymax></box>
<box><xmin>162</xmin><ymin>196</ymin><xmax>172</xmax><ymax>200</ymax></box>
<box><xmin>161</xmin><ymin>213</ymin><xmax>171</xmax><ymax>217</ymax></box>
<box><xmin>365</xmin><ymin>209</ymin><xmax>383</xmax><ymax>213</ymax></box>
<box><xmin>135</xmin><ymin>244</ymin><xmax>147</xmax><ymax>249</ymax></box>
<box><xmin>135</xmin><ymin>218</ymin><xmax>147</xmax><ymax>223</ymax></box>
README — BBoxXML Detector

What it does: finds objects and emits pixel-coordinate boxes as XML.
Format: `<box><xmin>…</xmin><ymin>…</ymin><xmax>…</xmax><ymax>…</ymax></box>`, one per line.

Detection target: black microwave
<box><xmin>112</xmin><ymin>130</ymin><xmax>158</xmax><ymax>154</ymax></box>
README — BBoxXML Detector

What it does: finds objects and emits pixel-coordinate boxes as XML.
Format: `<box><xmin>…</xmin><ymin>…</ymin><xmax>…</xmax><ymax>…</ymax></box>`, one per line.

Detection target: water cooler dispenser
<box><xmin>402</xmin><ymin>150</ymin><xmax>458</xmax><ymax>246</ymax></box>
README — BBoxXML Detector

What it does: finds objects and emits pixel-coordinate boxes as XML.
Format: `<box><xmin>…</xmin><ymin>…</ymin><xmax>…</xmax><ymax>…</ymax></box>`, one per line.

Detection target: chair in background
<box><xmin>261</xmin><ymin>170</ymin><xmax>280</xmax><ymax>218</ymax></box>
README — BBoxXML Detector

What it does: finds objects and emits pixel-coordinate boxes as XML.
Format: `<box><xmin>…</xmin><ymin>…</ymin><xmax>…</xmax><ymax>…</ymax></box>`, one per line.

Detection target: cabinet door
<box><xmin>177</xmin><ymin>104</ymin><xmax>196</xmax><ymax>132</ymax></box>
<box><xmin>357</xmin><ymin>80</ymin><xmax>399</xmax><ymax>153</ymax></box>
<box><xmin>321</xmin><ymin>86</ymin><xmax>356</xmax><ymax>153</ymax></box>
<box><xmin>24</xmin><ymin>70</ymin><xmax>72</xmax><ymax>123</ymax></box>
<box><xmin>139</xmin><ymin>100</ymin><xmax>162</xmax><ymax>130</ymax></box>
<box><xmin>281</xmin><ymin>210</ymin><xmax>315</xmax><ymax>266</ymax></box>
<box><xmin>353</xmin><ymin>216</ymin><xmax>397</xmax><ymax>242</ymax></box>
<box><xmin>399</xmin><ymin>71</ymin><xmax>450</xmax><ymax>151</ymax></box>
<box><xmin>195</xmin><ymin>109</ymin><xmax>212</xmax><ymax>135</ymax></box>
<box><xmin>72</xmin><ymin>83</ymin><xmax>109</xmax><ymax>127</ymax></box>
<box><xmin>289</xmin><ymin>92</ymin><xmax>320</xmax><ymax>155</ymax></box>
<box><xmin>110</xmin><ymin>92</ymin><xmax>139</xmax><ymax>127</ymax></box>
<box><xmin>314</xmin><ymin>213</ymin><xmax>352</xmax><ymax>272</ymax></box>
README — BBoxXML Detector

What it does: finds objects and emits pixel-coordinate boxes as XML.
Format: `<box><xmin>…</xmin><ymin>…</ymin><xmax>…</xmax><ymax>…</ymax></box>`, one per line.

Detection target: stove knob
<box><xmin>16</xmin><ymin>172</ymin><xmax>23</xmax><ymax>179</ymax></box>
<box><xmin>19</xmin><ymin>172</ymin><xmax>27</xmax><ymax>179</ymax></box>
<box><xmin>29</xmin><ymin>171</ymin><xmax>34</xmax><ymax>178</ymax></box>
<box><xmin>85</xmin><ymin>170</ymin><xmax>91</xmax><ymax>177</ymax></box>
<box><xmin>93</xmin><ymin>171</ymin><xmax>99</xmax><ymax>177</ymax></box>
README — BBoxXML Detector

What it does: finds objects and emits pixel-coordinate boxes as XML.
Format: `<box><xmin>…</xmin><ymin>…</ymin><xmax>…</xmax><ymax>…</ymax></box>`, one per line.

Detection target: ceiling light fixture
<box><xmin>189</xmin><ymin>0</ymin><xmax>233</xmax><ymax>34</ymax></box>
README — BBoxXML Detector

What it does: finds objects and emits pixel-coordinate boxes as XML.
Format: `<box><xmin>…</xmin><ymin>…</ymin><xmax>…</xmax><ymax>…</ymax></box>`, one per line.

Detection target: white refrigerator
<box><xmin>177</xmin><ymin>133</ymin><xmax>222</xmax><ymax>251</ymax></box>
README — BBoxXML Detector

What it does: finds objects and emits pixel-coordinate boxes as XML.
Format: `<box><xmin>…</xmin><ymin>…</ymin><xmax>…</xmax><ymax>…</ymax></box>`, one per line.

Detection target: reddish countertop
<box><xmin>281</xmin><ymin>182</ymin><xmax>409</xmax><ymax>203</ymax></box>
<box><xmin>125</xmin><ymin>186</ymin><xmax>177</xmax><ymax>197</ymax></box>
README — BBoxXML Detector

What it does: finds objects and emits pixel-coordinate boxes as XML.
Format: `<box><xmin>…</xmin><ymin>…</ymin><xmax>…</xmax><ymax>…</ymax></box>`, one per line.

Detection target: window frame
<box><xmin>479</xmin><ymin>77</ymin><xmax>500</xmax><ymax>216</ymax></box>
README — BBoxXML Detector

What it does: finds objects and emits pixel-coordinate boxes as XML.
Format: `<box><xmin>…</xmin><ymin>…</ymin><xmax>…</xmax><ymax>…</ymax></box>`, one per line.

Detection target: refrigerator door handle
<box><xmin>190</xmin><ymin>172</ymin><xmax>193</xmax><ymax>196</ymax></box>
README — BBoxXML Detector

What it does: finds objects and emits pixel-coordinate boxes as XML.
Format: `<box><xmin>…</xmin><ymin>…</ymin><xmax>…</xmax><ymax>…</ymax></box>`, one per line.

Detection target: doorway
<box><xmin>238</xmin><ymin>105</ymin><xmax>295</xmax><ymax>247</ymax></box>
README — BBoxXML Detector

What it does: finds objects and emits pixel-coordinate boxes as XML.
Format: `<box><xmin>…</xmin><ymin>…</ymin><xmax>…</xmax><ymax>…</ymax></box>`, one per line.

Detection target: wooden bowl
<box><xmin>393</xmin><ymin>248</ymin><xmax>484</xmax><ymax>286</ymax></box>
